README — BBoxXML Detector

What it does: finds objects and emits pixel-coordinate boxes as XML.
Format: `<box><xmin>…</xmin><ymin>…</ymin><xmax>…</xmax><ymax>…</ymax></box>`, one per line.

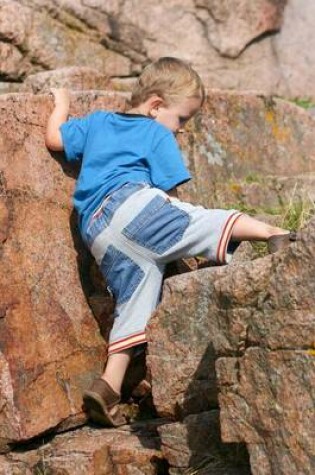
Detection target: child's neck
<box><xmin>126</xmin><ymin>105</ymin><xmax>149</xmax><ymax>116</ymax></box>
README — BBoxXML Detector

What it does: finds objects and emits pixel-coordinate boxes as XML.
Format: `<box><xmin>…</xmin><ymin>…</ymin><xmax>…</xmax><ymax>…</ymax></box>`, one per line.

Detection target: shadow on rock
<box><xmin>50</xmin><ymin>150</ymin><xmax>115</xmax><ymax>343</ymax></box>
<box><xmin>182</xmin><ymin>343</ymin><xmax>251</xmax><ymax>474</ymax></box>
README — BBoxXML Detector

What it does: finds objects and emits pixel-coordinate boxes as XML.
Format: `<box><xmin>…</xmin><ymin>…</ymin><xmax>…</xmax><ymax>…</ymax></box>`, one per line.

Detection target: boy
<box><xmin>45</xmin><ymin>57</ymin><xmax>296</xmax><ymax>427</ymax></box>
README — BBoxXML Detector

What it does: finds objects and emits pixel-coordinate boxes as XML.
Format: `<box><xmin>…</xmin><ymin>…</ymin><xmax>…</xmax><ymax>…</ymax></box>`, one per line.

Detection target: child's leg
<box><xmin>230</xmin><ymin>214</ymin><xmax>289</xmax><ymax>241</ymax></box>
<box><xmin>84</xmin><ymin>261</ymin><xmax>164</xmax><ymax>427</ymax></box>
<box><xmin>83</xmin><ymin>349</ymin><xmax>133</xmax><ymax>427</ymax></box>
<box><xmin>99</xmin><ymin>213</ymin><xmax>285</xmax><ymax>396</ymax></box>
<box><xmin>100</xmin><ymin>348</ymin><xmax>133</xmax><ymax>394</ymax></box>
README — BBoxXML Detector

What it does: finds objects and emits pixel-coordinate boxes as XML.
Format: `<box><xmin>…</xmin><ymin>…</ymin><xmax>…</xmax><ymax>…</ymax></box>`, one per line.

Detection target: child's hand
<box><xmin>45</xmin><ymin>88</ymin><xmax>70</xmax><ymax>150</ymax></box>
<box><xmin>50</xmin><ymin>88</ymin><xmax>70</xmax><ymax>107</ymax></box>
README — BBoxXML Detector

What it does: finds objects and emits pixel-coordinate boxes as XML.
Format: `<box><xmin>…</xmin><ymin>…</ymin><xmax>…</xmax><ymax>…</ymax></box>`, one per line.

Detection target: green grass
<box><xmin>290</xmin><ymin>97</ymin><xmax>315</xmax><ymax>109</ymax></box>
<box><xmin>254</xmin><ymin>191</ymin><xmax>314</xmax><ymax>257</ymax></box>
<box><xmin>226</xmin><ymin>202</ymin><xmax>258</xmax><ymax>215</ymax></box>
<box><xmin>244</xmin><ymin>172</ymin><xmax>263</xmax><ymax>184</ymax></box>
<box><xmin>280</xmin><ymin>193</ymin><xmax>315</xmax><ymax>231</ymax></box>
<box><xmin>250</xmin><ymin>241</ymin><xmax>268</xmax><ymax>257</ymax></box>
<box><xmin>228</xmin><ymin>184</ymin><xmax>315</xmax><ymax>230</ymax></box>
<box><xmin>225</xmin><ymin>187</ymin><xmax>315</xmax><ymax>258</ymax></box>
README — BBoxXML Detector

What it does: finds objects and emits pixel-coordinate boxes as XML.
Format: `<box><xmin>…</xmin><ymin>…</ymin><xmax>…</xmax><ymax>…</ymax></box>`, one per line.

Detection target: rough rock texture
<box><xmin>147</xmin><ymin>216</ymin><xmax>315</xmax><ymax>474</ymax></box>
<box><xmin>0</xmin><ymin>91</ymin><xmax>126</xmax><ymax>451</ymax></box>
<box><xmin>0</xmin><ymin>0</ymin><xmax>131</xmax><ymax>80</ymax></box>
<box><xmin>274</xmin><ymin>0</ymin><xmax>315</xmax><ymax>99</ymax></box>
<box><xmin>195</xmin><ymin>0</ymin><xmax>287</xmax><ymax>58</ymax></box>
<box><xmin>177</xmin><ymin>91</ymin><xmax>315</xmax><ymax>213</ymax></box>
<box><xmin>21</xmin><ymin>67</ymin><xmax>111</xmax><ymax>93</ymax></box>
<box><xmin>157</xmin><ymin>411</ymin><xmax>250</xmax><ymax>474</ymax></box>
<box><xmin>216</xmin><ymin>350</ymin><xmax>315</xmax><ymax>475</ymax></box>
<box><xmin>0</xmin><ymin>0</ymin><xmax>315</xmax><ymax>98</ymax></box>
<box><xmin>0</xmin><ymin>422</ymin><xmax>167</xmax><ymax>474</ymax></box>
<box><xmin>0</xmin><ymin>89</ymin><xmax>314</xmax><ymax>472</ymax></box>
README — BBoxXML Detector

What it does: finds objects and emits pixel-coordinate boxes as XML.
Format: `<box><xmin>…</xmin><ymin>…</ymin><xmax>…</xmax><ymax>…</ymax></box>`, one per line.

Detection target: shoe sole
<box><xmin>83</xmin><ymin>391</ymin><xmax>126</xmax><ymax>427</ymax></box>
<box><xmin>268</xmin><ymin>231</ymin><xmax>297</xmax><ymax>254</ymax></box>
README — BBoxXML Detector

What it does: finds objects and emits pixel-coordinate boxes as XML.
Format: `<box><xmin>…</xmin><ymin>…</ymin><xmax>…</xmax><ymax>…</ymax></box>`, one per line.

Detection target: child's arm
<box><xmin>45</xmin><ymin>88</ymin><xmax>70</xmax><ymax>151</ymax></box>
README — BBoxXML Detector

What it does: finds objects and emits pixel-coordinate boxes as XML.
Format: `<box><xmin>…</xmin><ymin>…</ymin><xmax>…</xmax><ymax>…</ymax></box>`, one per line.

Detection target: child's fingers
<box><xmin>49</xmin><ymin>88</ymin><xmax>70</xmax><ymax>105</ymax></box>
<box><xmin>49</xmin><ymin>88</ymin><xmax>69</xmax><ymax>96</ymax></box>
<box><xmin>48</xmin><ymin>88</ymin><xmax>60</xmax><ymax>99</ymax></box>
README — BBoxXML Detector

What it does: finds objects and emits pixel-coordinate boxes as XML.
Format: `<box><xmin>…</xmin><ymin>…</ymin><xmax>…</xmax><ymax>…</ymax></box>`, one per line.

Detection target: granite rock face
<box><xmin>157</xmin><ymin>411</ymin><xmax>250</xmax><ymax>474</ymax></box>
<box><xmin>0</xmin><ymin>422</ymin><xmax>167</xmax><ymax>474</ymax></box>
<box><xmin>177</xmin><ymin>91</ymin><xmax>315</xmax><ymax>212</ymax></box>
<box><xmin>21</xmin><ymin>67</ymin><xmax>111</xmax><ymax>93</ymax></box>
<box><xmin>216</xmin><ymin>349</ymin><xmax>315</xmax><ymax>475</ymax></box>
<box><xmin>195</xmin><ymin>0</ymin><xmax>287</xmax><ymax>58</ymax></box>
<box><xmin>0</xmin><ymin>0</ymin><xmax>315</xmax><ymax>98</ymax></box>
<box><xmin>0</xmin><ymin>91</ymin><xmax>126</xmax><ymax>450</ymax></box>
<box><xmin>0</xmin><ymin>89</ymin><xmax>314</xmax><ymax>473</ymax></box>
<box><xmin>0</xmin><ymin>0</ymin><xmax>131</xmax><ymax>79</ymax></box>
<box><xmin>147</xmin><ymin>216</ymin><xmax>315</xmax><ymax>474</ymax></box>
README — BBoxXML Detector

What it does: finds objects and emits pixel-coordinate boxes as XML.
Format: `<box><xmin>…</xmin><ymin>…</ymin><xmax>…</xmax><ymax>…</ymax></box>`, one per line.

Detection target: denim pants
<box><xmin>83</xmin><ymin>183</ymin><xmax>242</xmax><ymax>354</ymax></box>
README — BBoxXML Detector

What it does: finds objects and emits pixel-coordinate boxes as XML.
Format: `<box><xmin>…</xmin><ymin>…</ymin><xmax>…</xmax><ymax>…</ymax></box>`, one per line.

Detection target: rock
<box><xmin>274</xmin><ymin>0</ymin><xmax>315</xmax><ymax>99</ymax></box>
<box><xmin>195</xmin><ymin>0</ymin><xmax>286</xmax><ymax>58</ymax></box>
<box><xmin>0</xmin><ymin>422</ymin><xmax>167</xmax><ymax>474</ymax></box>
<box><xmin>110</xmin><ymin>77</ymin><xmax>138</xmax><ymax>93</ymax></box>
<box><xmin>216</xmin><ymin>349</ymin><xmax>315</xmax><ymax>475</ymax></box>
<box><xmin>0</xmin><ymin>82</ymin><xmax>22</xmax><ymax>95</ymax></box>
<box><xmin>147</xmin><ymin>216</ymin><xmax>315</xmax><ymax>474</ymax></box>
<box><xmin>0</xmin><ymin>91</ymin><xmax>126</xmax><ymax>450</ymax></box>
<box><xmin>177</xmin><ymin>91</ymin><xmax>315</xmax><ymax>212</ymax></box>
<box><xmin>0</xmin><ymin>0</ymin><xmax>131</xmax><ymax>81</ymax></box>
<box><xmin>21</xmin><ymin>67</ymin><xmax>111</xmax><ymax>93</ymax></box>
<box><xmin>0</xmin><ymin>88</ymin><xmax>314</xmax><ymax>472</ymax></box>
<box><xmin>1</xmin><ymin>0</ymin><xmax>315</xmax><ymax>98</ymax></box>
<box><xmin>158</xmin><ymin>411</ymin><xmax>250</xmax><ymax>473</ymax></box>
<box><xmin>0</xmin><ymin>43</ymin><xmax>31</xmax><ymax>80</ymax></box>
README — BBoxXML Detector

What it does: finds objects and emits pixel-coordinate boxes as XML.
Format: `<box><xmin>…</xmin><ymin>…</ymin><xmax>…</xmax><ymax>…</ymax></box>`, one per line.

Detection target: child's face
<box><xmin>154</xmin><ymin>97</ymin><xmax>202</xmax><ymax>134</ymax></box>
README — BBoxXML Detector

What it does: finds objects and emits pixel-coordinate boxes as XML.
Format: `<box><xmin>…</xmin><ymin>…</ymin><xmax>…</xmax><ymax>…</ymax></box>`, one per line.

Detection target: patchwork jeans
<box><xmin>83</xmin><ymin>182</ymin><xmax>242</xmax><ymax>354</ymax></box>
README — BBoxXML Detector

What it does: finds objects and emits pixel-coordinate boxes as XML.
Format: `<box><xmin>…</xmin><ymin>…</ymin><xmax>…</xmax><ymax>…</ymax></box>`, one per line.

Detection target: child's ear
<box><xmin>148</xmin><ymin>95</ymin><xmax>164</xmax><ymax>118</ymax></box>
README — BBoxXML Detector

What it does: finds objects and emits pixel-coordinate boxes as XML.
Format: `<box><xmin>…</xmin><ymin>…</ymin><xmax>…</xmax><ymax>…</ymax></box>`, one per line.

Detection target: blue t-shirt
<box><xmin>60</xmin><ymin>111</ymin><xmax>191</xmax><ymax>234</ymax></box>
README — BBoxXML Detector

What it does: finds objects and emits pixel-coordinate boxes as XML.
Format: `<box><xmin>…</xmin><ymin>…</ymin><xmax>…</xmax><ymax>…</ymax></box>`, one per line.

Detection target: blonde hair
<box><xmin>130</xmin><ymin>57</ymin><xmax>205</xmax><ymax>108</ymax></box>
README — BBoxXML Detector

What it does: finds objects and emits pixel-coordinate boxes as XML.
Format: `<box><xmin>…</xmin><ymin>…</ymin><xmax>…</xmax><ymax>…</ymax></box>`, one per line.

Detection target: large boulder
<box><xmin>0</xmin><ymin>89</ymin><xmax>313</xmax><ymax>473</ymax></box>
<box><xmin>195</xmin><ymin>0</ymin><xmax>287</xmax><ymax>58</ymax></box>
<box><xmin>0</xmin><ymin>421</ymin><xmax>167</xmax><ymax>474</ymax></box>
<box><xmin>157</xmin><ymin>411</ymin><xmax>250</xmax><ymax>474</ymax></box>
<box><xmin>1</xmin><ymin>0</ymin><xmax>315</xmax><ymax>98</ymax></box>
<box><xmin>147</xmin><ymin>216</ymin><xmax>315</xmax><ymax>474</ymax></box>
<box><xmin>21</xmin><ymin>67</ymin><xmax>111</xmax><ymax>94</ymax></box>
<box><xmin>0</xmin><ymin>91</ymin><xmax>125</xmax><ymax>451</ymax></box>
<box><xmin>216</xmin><ymin>349</ymin><xmax>315</xmax><ymax>475</ymax></box>
<box><xmin>0</xmin><ymin>0</ymin><xmax>131</xmax><ymax>80</ymax></box>
<box><xmin>177</xmin><ymin>91</ymin><xmax>315</xmax><ymax>213</ymax></box>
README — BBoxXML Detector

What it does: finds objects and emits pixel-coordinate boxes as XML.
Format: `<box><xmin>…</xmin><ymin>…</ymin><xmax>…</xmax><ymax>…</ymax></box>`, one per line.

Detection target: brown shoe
<box><xmin>83</xmin><ymin>378</ymin><xmax>127</xmax><ymax>427</ymax></box>
<box><xmin>267</xmin><ymin>231</ymin><xmax>297</xmax><ymax>254</ymax></box>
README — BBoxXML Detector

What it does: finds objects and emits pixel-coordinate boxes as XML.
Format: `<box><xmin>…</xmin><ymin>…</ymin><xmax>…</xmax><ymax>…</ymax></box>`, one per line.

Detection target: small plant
<box><xmin>280</xmin><ymin>185</ymin><xmax>315</xmax><ymax>231</ymax></box>
<box><xmin>184</xmin><ymin>455</ymin><xmax>225</xmax><ymax>474</ymax></box>
<box><xmin>221</xmin><ymin>182</ymin><xmax>314</xmax><ymax>258</ymax></box>
<box><xmin>184</xmin><ymin>447</ymin><xmax>249</xmax><ymax>475</ymax></box>
<box><xmin>291</xmin><ymin>97</ymin><xmax>315</xmax><ymax>110</ymax></box>
<box><xmin>251</xmin><ymin>186</ymin><xmax>315</xmax><ymax>258</ymax></box>
<box><xmin>251</xmin><ymin>241</ymin><xmax>269</xmax><ymax>258</ymax></box>
<box><xmin>33</xmin><ymin>451</ymin><xmax>53</xmax><ymax>475</ymax></box>
<box><xmin>244</xmin><ymin>172</ymin><xmax>263</xmax><ymax>184</ymax></box>
<box><xmin>225</xmin><ymin>202</ymin><xmax>257</xmax><ymax>215</ymax></box>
